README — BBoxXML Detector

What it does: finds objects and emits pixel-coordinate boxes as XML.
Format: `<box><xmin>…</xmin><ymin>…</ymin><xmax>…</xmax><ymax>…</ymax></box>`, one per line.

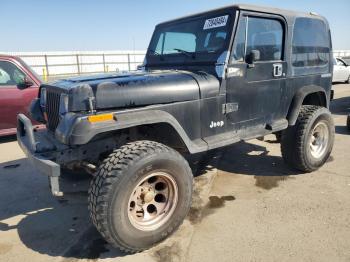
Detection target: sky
<box><xmin>1</xmin><ymin>0</ymin><xmax>349</xmax><ymax>52</ymax></box>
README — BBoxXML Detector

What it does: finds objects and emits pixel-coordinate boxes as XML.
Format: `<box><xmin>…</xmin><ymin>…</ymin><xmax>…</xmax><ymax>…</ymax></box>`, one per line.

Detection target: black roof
<box><xmin>158</xmin><ymin>3</ymin><xmax>326</xmax><ymax>26</ymax></box>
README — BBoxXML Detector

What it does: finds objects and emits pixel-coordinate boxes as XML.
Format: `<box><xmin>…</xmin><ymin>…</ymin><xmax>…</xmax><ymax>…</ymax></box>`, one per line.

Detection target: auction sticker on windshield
<box><xmin>203</xmin><ymin>15</ymin><xmax>229</xmax><ymax>30</ymax></box>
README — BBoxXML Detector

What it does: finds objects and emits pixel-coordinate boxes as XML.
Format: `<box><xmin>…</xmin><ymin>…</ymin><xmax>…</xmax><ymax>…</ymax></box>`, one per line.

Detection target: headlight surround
<box><xmin>40</xmin><ymin>88</ymin><xmax>46</xmax><ymax>107</ymax></box>
<box><xmin>59</xmin><ymin>93</ymin><xmax>69</xmax><ymax>116</ymax></box>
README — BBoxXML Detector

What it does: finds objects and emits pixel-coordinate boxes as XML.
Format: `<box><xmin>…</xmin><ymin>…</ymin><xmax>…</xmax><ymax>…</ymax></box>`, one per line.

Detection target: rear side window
<box><xmin>292</xmin><ymin>18</ymin><xmax>330</xmax><ymax>75</ymax></box>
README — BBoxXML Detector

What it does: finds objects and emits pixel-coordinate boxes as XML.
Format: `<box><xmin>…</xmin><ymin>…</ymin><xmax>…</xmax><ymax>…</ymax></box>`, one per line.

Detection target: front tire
<box><xmin>281</xmin><ymin>105</ymin><xmax>334</xmax><ymax>172</ymax></box>
<box><xmin>88</xmin><ymin>140</ymin><xmax>193</xmax><ymax>253</ymax></box>
<box><xmin>347</xmin><ymin>114</ymin><xmax>350</xmax><ymax>131</ymax></box>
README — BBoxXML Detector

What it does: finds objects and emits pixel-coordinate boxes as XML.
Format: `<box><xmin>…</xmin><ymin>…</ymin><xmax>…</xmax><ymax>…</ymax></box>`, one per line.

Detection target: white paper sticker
<box><xmin>203</xmin><ymin>15</ymin><xmax>229</xmax><ymax>30</ymax></box>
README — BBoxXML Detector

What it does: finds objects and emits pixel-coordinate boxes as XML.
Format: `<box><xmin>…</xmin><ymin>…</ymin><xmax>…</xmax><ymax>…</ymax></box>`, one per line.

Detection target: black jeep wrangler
<box><xmin>17</xmin><ymin>4</ymin><xmax>334</xmax><ymax>253</ymax></box>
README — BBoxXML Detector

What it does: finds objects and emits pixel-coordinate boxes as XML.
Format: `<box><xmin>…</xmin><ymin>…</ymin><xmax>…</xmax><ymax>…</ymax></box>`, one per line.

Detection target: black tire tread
<box><xmin>88</xmin><ymin>140</ymin><xmax>191</xmax><ymax>253</ymax></box>
<box><xmin>281</xmin><ymin>105</ymin><xmax>332</xmax><ymax>172</ymax></box>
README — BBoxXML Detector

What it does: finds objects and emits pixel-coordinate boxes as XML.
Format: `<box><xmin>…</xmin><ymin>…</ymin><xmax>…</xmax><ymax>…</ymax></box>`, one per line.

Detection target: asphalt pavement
<box><xmin>0</xmin><ymin>84</ymin><xmax>349</xmax><ymax>262</ymax></box>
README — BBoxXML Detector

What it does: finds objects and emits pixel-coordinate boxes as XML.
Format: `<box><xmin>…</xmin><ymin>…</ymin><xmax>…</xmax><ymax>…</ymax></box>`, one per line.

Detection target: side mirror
<box><xmin>18</xmin><ymin>77</ymin><xmax>34</xmax><ymax>90</ymax></box>
<box><xmin>246</xmin><ymin>50</ymin><xmax>260</xmax><ymax>67</ymax></box>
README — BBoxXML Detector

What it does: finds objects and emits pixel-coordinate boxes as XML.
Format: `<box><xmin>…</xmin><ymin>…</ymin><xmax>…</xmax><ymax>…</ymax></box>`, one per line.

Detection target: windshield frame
<box><xmin>145</xmin><ymin>7</ymin><xmax>236</xmax><ymax>67</ymax></box>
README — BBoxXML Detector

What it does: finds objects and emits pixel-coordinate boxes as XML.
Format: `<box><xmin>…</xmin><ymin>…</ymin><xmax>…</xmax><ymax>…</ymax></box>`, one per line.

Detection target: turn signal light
<box><xmin>88</xmin><ymin>113</ymin><xmax>115</xmax><ymax>123</ymax></box>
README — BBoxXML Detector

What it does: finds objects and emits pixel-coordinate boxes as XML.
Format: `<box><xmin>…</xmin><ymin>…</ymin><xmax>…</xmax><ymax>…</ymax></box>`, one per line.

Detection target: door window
<box><xmin>0</xmin><ymin>61</ymin><xmax>26</xmax><ymax>86</ymax></box>
<box><xmin>231</xmin><ymin>16</ymin><xmax>284</xmax><ymax>62</ymax></box>
<box><xmin>246</xmin><ymin>17</ymin><xmax>283</xmax><ymax>61</ymax></box>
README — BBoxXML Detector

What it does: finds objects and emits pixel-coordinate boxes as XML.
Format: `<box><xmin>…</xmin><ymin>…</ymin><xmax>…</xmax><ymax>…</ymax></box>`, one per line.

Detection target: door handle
<box><xmin>273</xmin><ymin>63</ymin><xmax>283</xmax><ymax>77</ymax></box>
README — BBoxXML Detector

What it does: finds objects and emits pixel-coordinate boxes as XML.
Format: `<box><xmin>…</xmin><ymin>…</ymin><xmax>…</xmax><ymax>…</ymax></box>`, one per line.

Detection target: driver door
<box><xmin>226</xmin><ymin>13</ymin><xmax>287</xmax><ymax>136</ymax></box>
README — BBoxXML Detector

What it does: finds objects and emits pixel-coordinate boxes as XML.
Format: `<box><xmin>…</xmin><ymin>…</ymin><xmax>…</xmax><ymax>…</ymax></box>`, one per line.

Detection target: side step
<box><xmin>204</xmin><ymin>132</ymin><xmax>240</xmax><ymax>151</ymax></box>
<box><xmin>265</xmin><ymin>119</ymin><xmax>288</xmax><ymax>132</ymax></box>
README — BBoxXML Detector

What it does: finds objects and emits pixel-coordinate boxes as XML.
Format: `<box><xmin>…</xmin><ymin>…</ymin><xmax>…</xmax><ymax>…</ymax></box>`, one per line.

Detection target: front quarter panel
<box><xmin>55</xmin><ymin>100</ymin><xmax>206</xmax><ymax>154</ymax></box>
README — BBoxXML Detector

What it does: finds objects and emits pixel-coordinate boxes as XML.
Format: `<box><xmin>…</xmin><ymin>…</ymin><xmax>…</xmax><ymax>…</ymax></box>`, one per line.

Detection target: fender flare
<box><xmin>59</xmin><ymin>109</ymin><xmax>208</xmax><ymax>154</ymax></box>
<box><xmin>287</xmin><ymin>85</ymin><xmax>328</xmax><ymax>126</ymax></box>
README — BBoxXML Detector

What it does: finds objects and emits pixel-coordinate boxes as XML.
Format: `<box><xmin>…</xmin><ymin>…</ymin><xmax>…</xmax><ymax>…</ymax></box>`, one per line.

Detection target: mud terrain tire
<box><xmin>281</xmin><ymin>105</ymin><xmax>334</xmax><ymax>172</ymax></box>
<box><xmin>89</xmin><ymin>140</ymin><xmax>193</xmax><ymax>253</ymax></box>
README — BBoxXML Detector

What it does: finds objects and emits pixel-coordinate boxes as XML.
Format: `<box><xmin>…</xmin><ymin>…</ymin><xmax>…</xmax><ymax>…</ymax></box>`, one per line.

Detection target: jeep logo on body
<box><xmin>210</xmin><ymin>121</ymin><xmax>225</xmax><ymax>128</ymax></box>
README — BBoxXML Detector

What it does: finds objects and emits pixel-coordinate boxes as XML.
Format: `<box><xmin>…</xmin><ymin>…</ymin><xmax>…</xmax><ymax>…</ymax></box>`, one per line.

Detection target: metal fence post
<box><xmin>44</xmin><ymin>54</ymin><xmax>49</xmax><ymax>79</ymax></box>
<box><xmin>127</xmin><ymin>54</ymin><xmax>131</xmax><ymax>71</ymax></box>
<box><xmin>76</xmin><ymin>54</ymin><xmax>80</xmax><ymax>75</ymax></box>
<box><xmin>102</xmin><ymin>54</ymin><xmax>106</xmax><ymax>72</ymax></box>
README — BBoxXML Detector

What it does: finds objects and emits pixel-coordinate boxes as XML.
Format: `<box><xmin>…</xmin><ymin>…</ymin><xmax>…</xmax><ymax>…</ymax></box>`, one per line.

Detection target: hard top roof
<box><xmin>158</xmin><ymin>3</ymin><xmax>325</xmax><ymax>26</ymax></box>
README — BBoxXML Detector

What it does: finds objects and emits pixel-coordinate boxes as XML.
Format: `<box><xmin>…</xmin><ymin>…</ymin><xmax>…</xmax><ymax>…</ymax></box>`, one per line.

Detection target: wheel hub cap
<box><xmin>127</xmin><ymin>172</ymin><xmax>178</xmax><ymax>231</ymax></box>
<box><xmin>143</xmin><ymin>191</ymin><xmax>155</xmax><ymax>203</ymax></box>
<box><xmin>309</xmin><ymin>121</ymin><xmax>329</xmax><ymax>159</ymax></box>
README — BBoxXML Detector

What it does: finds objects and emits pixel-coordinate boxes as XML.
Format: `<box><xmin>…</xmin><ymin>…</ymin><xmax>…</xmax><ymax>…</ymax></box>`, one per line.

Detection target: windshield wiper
<box><xmin>173</xmin><ymin>48</ymin><xmax>195</xmax><ymax>59</ymax></box>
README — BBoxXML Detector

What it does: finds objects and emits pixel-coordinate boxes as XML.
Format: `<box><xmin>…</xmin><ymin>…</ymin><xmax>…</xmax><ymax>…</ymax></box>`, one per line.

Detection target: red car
<box><xmin>0</xmin><ymin>55</ymin><xmax>42</xmax><ymax>136</ymax></box>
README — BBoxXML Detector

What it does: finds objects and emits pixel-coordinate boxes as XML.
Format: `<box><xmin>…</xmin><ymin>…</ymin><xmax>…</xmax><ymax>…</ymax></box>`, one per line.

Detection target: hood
<box><xmin>43</xmin><ymin>70</ymin><xmax>219</xmax><ymax>112</ymax></box>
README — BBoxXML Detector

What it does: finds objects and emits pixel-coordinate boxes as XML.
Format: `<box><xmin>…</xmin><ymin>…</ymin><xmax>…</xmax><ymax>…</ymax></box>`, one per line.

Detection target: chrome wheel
<box><xmin>128</xmin><ymin>172</ymin><xmax>178</xmax><ymax>231</ymax></box>
<box><xmin>309</xmin><ymin>121</ymin><xmax>329</xmax><ymax>159</ymax></box>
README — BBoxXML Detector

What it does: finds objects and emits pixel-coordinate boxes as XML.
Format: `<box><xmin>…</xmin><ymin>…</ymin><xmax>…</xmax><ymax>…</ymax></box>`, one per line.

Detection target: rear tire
<box><xmin>347</xmin><ymin>114</ymin><xmax>350</xmax><ymax>131</ymax></box>
<box><xmin>281</xmin><ymin>105</ymin><xmax>334</xmax><ymax>172</ymax></box>
<box><xmin>88</xmin><ymin>140</ymin><xmax>193</xmax><ymax>253</ymax></box>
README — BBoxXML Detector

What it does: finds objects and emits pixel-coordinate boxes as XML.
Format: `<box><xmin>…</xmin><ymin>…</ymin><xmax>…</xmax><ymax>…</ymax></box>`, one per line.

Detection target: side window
<box><xmin>292</xmin><ymin>18</ymin><xmax>330</xmax><ymax>73</ymax></box>
<box><xmin>13</xmin><ymin>67</ymin><xmax>26</xmax><ymax>83</ymax></box>
<box><xmin>246</xmin><ymin>17</ymin><xmax>283</xmax><ymax>61</ymax></box>
<box><xmin>231</xmin><ymin>16</ymin><xmax>283</xmax><ymax>63</ymax></box>
<box><xmin>0</xmin><ymin>67</ymin><xmax>11</xmax><ymax>85</ymax></box>
<box><xmin>0</xmin><ymin>61</ymin><xmax>26</xmax><ymax>86</ymax></box>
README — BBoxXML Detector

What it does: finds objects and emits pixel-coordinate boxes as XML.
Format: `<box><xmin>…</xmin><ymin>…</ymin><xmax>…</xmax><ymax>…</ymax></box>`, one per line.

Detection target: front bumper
<box><xmin>17</xmin><ymin>114</ymin><xmax>63</xmax><ymax>196</ymax></box>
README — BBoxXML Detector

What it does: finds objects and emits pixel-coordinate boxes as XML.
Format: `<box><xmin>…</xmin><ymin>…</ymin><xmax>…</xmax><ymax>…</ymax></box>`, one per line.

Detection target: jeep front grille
<box><xmin>45</xmin><ymin>90</ymin><xmax>61</xmax><ymax>131</ymax></box>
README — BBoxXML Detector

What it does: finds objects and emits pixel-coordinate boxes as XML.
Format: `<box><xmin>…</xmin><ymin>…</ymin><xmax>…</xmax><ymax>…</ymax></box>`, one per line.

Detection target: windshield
<box><xmin>147</xmin><ymin>13</ymin><xmax>233</xmax><ymax>60</ymax></box>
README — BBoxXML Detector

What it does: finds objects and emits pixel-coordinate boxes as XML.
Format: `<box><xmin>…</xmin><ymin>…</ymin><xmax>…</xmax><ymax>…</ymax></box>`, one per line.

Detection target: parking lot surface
<box><xmin>0</xmin><ymin>84</ymin><xmax>349</xmax><ymax>262</ymax></box>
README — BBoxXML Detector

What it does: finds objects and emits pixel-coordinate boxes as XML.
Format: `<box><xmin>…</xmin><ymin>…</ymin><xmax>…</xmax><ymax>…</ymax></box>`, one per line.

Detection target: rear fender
<box><xmin>287</xmin><ymin>85</ymin><xmax>328</xmax><ymax>126</ymax></box>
